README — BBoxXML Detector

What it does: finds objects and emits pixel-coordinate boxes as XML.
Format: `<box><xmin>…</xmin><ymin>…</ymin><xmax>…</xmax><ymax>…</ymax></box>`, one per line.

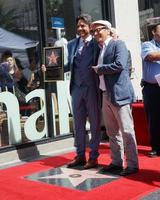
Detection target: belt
<box><xmin>102</xmin><ymin>90</ymin><xmax>107</xmax><ymax>93</ymax></box>
<box><xmin>142</xmin><ymin>80</ymin><xmax>159</xmax><ymax>87</ymax></box>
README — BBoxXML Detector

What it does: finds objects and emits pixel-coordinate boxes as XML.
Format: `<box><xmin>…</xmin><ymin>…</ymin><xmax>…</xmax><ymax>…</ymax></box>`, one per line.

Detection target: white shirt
<box><xmin>78</xmin><ymin>35</ymin><xmax>92</xmax><ymax>54</ymax></box>
<box><xmin>98</xmin><ymin>37</ymin><xmax>112</xmax><ymax>91</ymax></box>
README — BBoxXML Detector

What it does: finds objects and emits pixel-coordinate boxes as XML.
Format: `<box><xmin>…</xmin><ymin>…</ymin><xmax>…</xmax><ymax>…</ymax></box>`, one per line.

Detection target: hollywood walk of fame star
<box><xmin>39</xmin><ymin>167</ymin><xmax>117</xmax><ymax>187</ymax></box>
<box><xmin>47</xmin><ymin>51</ymin><xmax>59</xmax><ymax>65</ymax></box>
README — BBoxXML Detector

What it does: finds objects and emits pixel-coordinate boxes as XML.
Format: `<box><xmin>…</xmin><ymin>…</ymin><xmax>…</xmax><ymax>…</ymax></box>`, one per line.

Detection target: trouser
<box><xmin>102</xmin><ymin>92</ymin><xmax>139</xmax><ymax>168</ymax></box>
<box><xmin>142</xmin><ymin>83</ymin><xmax>160</xmax><ymax>151</ymax></box>
<box><xmin>71</xmin><ymin>84</ymin><xmax>101</xmax><ymax>159</ymax></box>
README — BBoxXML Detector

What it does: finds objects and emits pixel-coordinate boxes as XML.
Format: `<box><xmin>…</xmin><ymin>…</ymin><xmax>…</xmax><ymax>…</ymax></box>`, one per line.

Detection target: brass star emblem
<box><xmin>39</xmin><ymin>167</ymin><xmax>117</xmax><ymax>187</ymax></box>
<box><xmin>48</xmin><ymin>51</ymin><xmax>59</xmax><ymax>65</ymax></box>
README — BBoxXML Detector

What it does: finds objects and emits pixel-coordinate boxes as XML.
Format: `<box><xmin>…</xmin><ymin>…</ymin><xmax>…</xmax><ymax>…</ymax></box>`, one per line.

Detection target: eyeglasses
<box><xmin>92</xmin><ymin>27</ymin><xmax>107</xmax><ymax>34</ymax></box>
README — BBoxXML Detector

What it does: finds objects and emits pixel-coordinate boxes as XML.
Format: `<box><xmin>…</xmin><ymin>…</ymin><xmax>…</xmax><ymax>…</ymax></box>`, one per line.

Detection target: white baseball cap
<box><xmin>91</xmin><ymin>20</ymin><xmax>112</xmax><ymax>30</ymax></box>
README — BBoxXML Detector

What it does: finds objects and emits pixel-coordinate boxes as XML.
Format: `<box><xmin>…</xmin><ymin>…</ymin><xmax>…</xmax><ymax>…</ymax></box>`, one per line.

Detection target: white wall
<box><xmin>113</xmin><ymin>0</ymin><xmax>142</xmax><ymax>100</ymax></box>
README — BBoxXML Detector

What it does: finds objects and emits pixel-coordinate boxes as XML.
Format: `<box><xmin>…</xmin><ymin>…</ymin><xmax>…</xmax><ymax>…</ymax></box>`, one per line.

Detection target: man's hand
<box><xmin>41</xmin><ymin>64</ymin><xmax>46</xmax><ymax>72</ymax></box>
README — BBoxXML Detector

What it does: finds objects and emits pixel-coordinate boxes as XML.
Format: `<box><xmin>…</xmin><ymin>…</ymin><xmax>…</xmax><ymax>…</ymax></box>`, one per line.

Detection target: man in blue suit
<box><xmin>66</xmin><ymin>14</ymin><xmax>101</xmax><ymax>169</ymax></box>
<box><xmin>91</xmin><ymin>20</ymin><xmax>139</xmax><ymax>176</ymax></box>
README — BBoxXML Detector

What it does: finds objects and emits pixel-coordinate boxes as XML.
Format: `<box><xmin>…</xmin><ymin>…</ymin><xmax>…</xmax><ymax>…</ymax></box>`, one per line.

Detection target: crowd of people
<box><xmin>0</xmin><ymin>50</ymin><xmax>41</xmax><ymax>115</ymax></box>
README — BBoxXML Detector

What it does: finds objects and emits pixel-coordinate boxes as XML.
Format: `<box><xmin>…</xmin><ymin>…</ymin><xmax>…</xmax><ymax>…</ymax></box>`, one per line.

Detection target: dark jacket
<box><xmin>65</xmin><ymin>37</ymin><xmax>100</xmax><ymax>94</ymax></box>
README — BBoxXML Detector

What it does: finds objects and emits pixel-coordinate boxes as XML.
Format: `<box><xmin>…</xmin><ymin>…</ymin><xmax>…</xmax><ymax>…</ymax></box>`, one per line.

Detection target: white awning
<box><xmin>0</xmin><ymin>28</ymin><xmax>38</xmax><ymax>50</ymax></box>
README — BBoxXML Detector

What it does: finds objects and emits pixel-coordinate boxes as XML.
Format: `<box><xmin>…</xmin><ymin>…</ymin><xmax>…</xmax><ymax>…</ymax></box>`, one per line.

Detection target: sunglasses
<box><xmin>92</xmin><ymin>26</ymin><xmax>107</xmax><ymax>34</ymax></box>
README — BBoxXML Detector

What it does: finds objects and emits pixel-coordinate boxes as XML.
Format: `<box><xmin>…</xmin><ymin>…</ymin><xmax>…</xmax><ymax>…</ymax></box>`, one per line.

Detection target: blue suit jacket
<box><xmin>97</xmin><ymin>39</ymin><xmax>136</xmax><ymax>106</ymax></box>
<box><xmin>65</xmin><ymin>37</ymin><xmax>100</xmax><ymax>94</ymax></box>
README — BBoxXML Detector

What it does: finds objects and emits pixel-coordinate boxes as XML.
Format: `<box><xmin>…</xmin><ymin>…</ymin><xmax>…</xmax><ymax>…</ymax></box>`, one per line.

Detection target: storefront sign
<box><xmin>0</xmin><ymin>81</ymin><xmax>72</xmax><ymax>145</ymax></box>
<box><xmin>51</xmin><ymin>17</ymin><xmax>64</xmax><ymax>29</ymax></box>
<box><xmin>0</xmin><ymin>89</ymin><xmax>47</xmax><ymax>144</ymax></box>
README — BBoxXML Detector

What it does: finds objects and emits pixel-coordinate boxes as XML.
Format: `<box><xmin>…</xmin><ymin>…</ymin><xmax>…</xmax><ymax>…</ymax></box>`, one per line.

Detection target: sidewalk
<box><xmin>0</xmin><ymin>137</ymin><xmax>75</xmax><ymax>169</ymax></box>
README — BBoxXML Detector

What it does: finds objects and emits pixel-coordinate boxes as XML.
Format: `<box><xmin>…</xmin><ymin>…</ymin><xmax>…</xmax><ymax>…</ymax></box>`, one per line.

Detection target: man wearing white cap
<box><xmin>91</xmin><ymin>20</ymin><xmax>139</xmax><ymax>176</ymax></box>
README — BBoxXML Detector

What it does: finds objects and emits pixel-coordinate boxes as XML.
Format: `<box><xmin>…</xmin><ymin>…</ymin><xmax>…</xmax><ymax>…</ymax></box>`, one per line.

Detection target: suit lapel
<box><xmin>73</xmin><ymin>37</ymin><xmax>80</xmax><ymax>57</ymax></box>
<box><xmin>104</xmin><ymin>39</ymin><xmax>114</xmax><ymax>55</ymax></box>
<box><xmin>69</xmin><ymin>38</ymin><xmax>80</xmax><ymax>73</ymax></box>
<box><xmin>90</xmin><ymin>38</ymin><xmax>100</xmax><ymax>65</ymax></box>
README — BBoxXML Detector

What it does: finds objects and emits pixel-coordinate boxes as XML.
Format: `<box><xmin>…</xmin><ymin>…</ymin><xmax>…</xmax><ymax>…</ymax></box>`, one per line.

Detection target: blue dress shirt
<box><xmin>141</xmin><ymin>39</ymin><xmax>160</xmax><ymax>83</ymax></box>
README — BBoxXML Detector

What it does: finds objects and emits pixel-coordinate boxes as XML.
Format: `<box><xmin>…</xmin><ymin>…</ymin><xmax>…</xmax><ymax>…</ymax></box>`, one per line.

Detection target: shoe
<box><xmin>83</xmin><ymin>158</ymin><xmax>98</xmax><ymax>169</ymax></box>
<box><xmin>120</xmin><ymin>167</ymin><xmax>139</xmax><ymax>176</ymax></box>
<box><xmin>67</xmin><ymin>156</ymin><xmax>86</xmax><ymax>168</ymax></box>
<box><xmin>148</xmin><ymin>150</ymin><xmax>160</xmax><ymax>158</ymax></box>
<box><xmin>99</xmin><ymin>163</ymin><xmax>123</xmax><ymax>174</ymax></box>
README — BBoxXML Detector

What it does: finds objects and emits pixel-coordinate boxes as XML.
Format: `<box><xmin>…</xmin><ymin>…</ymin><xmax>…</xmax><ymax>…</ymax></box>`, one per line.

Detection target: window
<box><xmin>45</xmin><ymin>0</ymin><xmax>103</xmax><ymax>42</ymax></box>
<box><xmin>43</xmin><ymin>0</ymin><xmax>104</xmax><ymax>137</ymax></box>
<box><xmin>0</xmin><ymin>0</ymin><xmax>44</xmax><ymax>147</ymax></box>
<box><xmin>138</xmin><ymin>0</ymin><xmax>160</xmax><ymax>41</ymax></box>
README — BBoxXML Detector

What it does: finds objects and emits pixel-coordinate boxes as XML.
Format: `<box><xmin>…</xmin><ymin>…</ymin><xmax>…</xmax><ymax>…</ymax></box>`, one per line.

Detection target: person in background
<box><xmin>22</xmin><ymin>57</ymin><xmax>41</xmax><ymax>91</ymax></box>
<box><xmin>7</xmin><ymin>57</ymin><xmax>20</xmax><ymax>78</ymax></box>
<box><xmin>110</xmin><ymin>27</ymin><xmax>133</xmax><ymax>78</ymax></box>
<box><xmin>0</xmin><ymin>50</ymin><xmax>13</xmax><ymax>91</ymax></box>
<box><xmin>91</xmin><ymin>20</ymin><xmax>139</xmax><ymax>176</ymax></box>
<box><xmin>0</xmin><ymin>50</ymin><xmax>26</xmax><ymax>92</ymax></box>
<box><xmin>141</xmin><ymin>23</ymin><xmax>160</xmax><ymax>157</ymax></box>
<box><xmin>0</xmin><ymin>61</ymin><xmax>13</xmax><ymax>92</ymax></box>
<box><xmin>54</xmin><ymin>29</ymin><xmax>68</xmax><ymax>66</ymax></box>
<box><xmin>6</xmin><ymin>57</ymin><xmax>29</xmax><ymax>93</ymax></box>
<box><xmin>6</xmin><ymin>56</ymin><xmax>35</xmax><ymax>116</ymax></box>
<box><xmin>0</xmin><ymin>50</ymin><xmax>12</xmax><ymax>63</ymax></box>
<box><xmin>110</xmin><ymin>27</ymin><xmax>119</xmax><ymax>40</ymax></box>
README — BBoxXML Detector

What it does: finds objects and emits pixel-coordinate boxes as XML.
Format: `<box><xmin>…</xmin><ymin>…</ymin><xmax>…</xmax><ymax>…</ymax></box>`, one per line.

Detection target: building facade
<box><xmin>0</xmin><ymin>0</ymin><xmax>159</xmax><ymax>152</ymax></box>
